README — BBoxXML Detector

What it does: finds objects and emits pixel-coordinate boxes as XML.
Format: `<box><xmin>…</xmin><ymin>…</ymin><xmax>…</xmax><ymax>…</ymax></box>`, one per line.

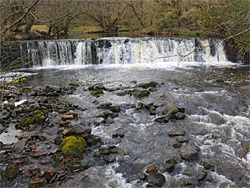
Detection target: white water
<box><xmin>20</xmin><ymin>37</ymin><xmax>233</xmax><ymax>69</ymax></box>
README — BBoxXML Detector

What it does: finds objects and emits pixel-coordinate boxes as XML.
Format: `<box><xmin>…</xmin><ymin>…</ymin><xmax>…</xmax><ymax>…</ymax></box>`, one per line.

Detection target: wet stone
<box><xmin>168</xmin><ymin>130</ymin><xmax>186</xmax><ymax>137</ymax></box>
<box><xmin>38</xmin><ymin>97</ymin><xmax>48</xmax><ymax>103</ymax></box>
<box><xmin>62</xmin><ymin>114</ymin><xmax>74</xmax><ymax>121</ymax></box>
<box><xmin>155</xmin><ymin>115</ymin><xmax>169</xmax><ymax>123</ymax></box>
<box><xmin>147</xmin><ymin>173</ymin><xmax>166</xmax><ymax>187</ymax></box>
<box><xmin>164</xmin><ymin>158</ymin><xmax>176</xmax><ymax>173</ymax></box>
<box><xmin>199</xmin><ymin>159</ymin><xmax>215</xmax><ymax>171</ymax></box>
<box><xmin>133</xmin><ymin>89</ymin><xmax>150</xmax><ymax>99</ymax></box>
<box><xmin>98</xmin><ymin>102</ymin><xmax>112</xmax><ymax>109</ymax></box>
<box><xmin>13</xmin><ymin>139</ymin><xmax>25</xmax><ymax>153</ymax></box>
<box><xmin>138</xmin><ymin>173</ymin><xmax>147</xmax><ymax>181</ymax></box>
<box><xmin>176</xmin><ymin>136</ymin><xmax>189</xmax><ymax>143</ymax></box>
<box><xmin>146</xmin><ymin>164</ymin><xmax>159</xmax><ymax>174</ymax></box>
<box><xmin>196</xmin><ymin>171</ymin><xmax>207</xmax><ymax>181</ymax></box>
<box><xmin>180</xmin><ymin>145</ymin><xmax>200</xmax><ymax>161</ymax></box>
<box><xmin>103</xmin><ymin>154</ymin><xmax>117</xmax><ymax>163</ymax></box>
<box><xmin>109</xmin><ymin>105</ymin><xmax>121</xmax><ymax>113</ymax></box>
<box><xmin>28</xmin><ymin>178</ymin><xmax>46</xmax><ymax>188</ymax></box>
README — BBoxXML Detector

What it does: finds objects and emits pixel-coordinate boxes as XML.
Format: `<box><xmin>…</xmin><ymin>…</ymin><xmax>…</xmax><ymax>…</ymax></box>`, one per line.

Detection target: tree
<box><xmin>81</xmin><ymin>0</ymin><xmax>128</xmax><ymax>32</ymax></box>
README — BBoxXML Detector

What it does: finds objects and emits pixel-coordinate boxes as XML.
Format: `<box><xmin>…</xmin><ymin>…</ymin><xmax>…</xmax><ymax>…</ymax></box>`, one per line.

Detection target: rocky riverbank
<box><xmin>0</xmin><ymin>79</ymin><xmax>225</xmax><ymax>188</ymax></box>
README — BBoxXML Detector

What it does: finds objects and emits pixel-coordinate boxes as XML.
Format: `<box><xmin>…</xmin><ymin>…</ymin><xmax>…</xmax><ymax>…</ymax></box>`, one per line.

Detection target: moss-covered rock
<box><xmin>60</xmin><ymin>136</ymin><xmax>86</xmax><ymax>157</ymax></box>
<box><xmin>91</xmin><ymin>89</ymin><xmax>104</xmax><ymax>96</ymax></box>
<box><xmin>163</xmin><ymin>103</ymin><xmax>179</xmax><ymax>118</ymax></box>
<box><xmin>4</xmin><ymin>165</ymin><xmax>19</xmax><ymax>180</ymax></box>
<box><xmin>20</xmin><ymin>117</ymin><xmax>35</xmax><ymax>127</ymax></box>
<box><xmin>33</xmin><ymin>110</ymin><xmax>46</xmax><ymax>123</ymax></box>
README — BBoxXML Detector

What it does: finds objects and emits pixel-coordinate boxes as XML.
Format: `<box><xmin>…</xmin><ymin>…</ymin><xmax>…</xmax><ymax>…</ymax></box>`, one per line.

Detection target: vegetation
<box><xmin>0</xmin><ymin>0</ymin><xmax>249</xmax><ymax>62</ymax></box>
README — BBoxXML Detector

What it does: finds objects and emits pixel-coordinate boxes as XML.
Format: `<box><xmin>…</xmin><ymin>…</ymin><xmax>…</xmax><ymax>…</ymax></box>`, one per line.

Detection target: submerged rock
<box><xmin>180</xmin><ymin>145</ymin><xmax>200</xmax><ymax>161</ymax></box>
<box><xmin>28</xmin><ymin>178</ymin><xmax>46</xmax><ymax>188</ymax></box>
<box><xmin>4</xmin><ymin>165</ymin><xmax>19</xmax><ymax>180</ymax></box>
<box><xmin>60</xmin><ymin>136</ymin><xmax>86</xmax><ymax>157</ymax></box>
<box><xmin>147</xmin><ymin>173</ymin><xmax>166</xmax><ymax>187</ymax></box>
<box><xmin>133</xmin><ymin>89</ymin><xmax>150</xmax><ymax>99</ymax></box>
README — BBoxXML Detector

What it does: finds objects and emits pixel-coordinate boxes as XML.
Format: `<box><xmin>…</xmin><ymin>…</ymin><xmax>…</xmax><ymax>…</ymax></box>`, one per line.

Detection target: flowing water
<box><xmin>4</xmin><ymin>37</ymin><xmax>250</xmax><ymax>187</ymax></box>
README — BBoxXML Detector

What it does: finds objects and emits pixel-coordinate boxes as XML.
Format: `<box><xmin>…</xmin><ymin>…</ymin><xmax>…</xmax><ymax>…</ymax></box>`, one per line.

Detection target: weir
<box><xmin>20</xmin><ymin>37</ymin><xmax>228</xmax><ymax>68</ymax></box>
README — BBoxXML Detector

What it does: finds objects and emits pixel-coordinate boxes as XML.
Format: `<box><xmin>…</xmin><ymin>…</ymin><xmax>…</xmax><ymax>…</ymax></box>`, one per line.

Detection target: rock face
<box><xmin>180</xmin><ymin>145</ymin><xmax>200</xmax><ymax>161</ymax></box>
<box><xmin>60</xmin><ymin>136</ymin><xmax>86</xmax><ymax>157</ymax></box>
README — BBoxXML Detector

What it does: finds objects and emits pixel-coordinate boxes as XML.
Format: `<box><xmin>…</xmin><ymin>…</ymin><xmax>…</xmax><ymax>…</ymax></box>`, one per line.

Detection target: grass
<box><xmin>30</xmin><ymin>25</ymin><xmax>49</xmax><ymax>33</ymax></box>
<box><xmin>69</xmin><ymin>26</ymin><xmax>104</xmax><ymax>34</ymax></box>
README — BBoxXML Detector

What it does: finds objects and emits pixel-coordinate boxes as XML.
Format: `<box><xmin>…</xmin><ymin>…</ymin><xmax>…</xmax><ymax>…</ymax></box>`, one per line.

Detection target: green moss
<box><xmin>69</xmin><ymin>83</ymin><xmax>80</xmax><ymax>87</ymax></box>
<box><xmin>20</xmin><ymin>117</ymin><xmax>34</xmax><ymax>127</ymax></box>
<box><xmin>60</xmin><ymin>136</ymin><xmax>86</xmax><ymax>157</ymax></box>
<box><xmin>33</xmin><ymin>110</ymin><xmax>46</xmax><ymax>123</ymax></box>
<box><xmin>8</xmin><ymin>76</ymin><xmax>26</xmax><ymax>85</ymax></box>
<box><xmin>4</xmin><ymin>165</ymin><xmax>19</xmax><ymax>180</ymax></box>
<box><xmin>91</xmin><ymin>89</ymin><xmax>104</xmax><ymax>96</ymax></box>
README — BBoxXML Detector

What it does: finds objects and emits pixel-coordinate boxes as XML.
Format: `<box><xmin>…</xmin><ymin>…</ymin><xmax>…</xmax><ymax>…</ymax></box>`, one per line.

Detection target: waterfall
<box><xmin>20</xmin><ymin>37</ymin><xmax>229</xmax><ymax>68</ymax></box>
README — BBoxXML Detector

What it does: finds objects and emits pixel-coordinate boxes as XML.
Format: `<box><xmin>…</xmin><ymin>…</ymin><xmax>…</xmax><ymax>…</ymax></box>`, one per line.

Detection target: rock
<box><xmin>138</xmin><ymin>173</ymin><xmax>147</xmax><ymax>181</ymax></box>
<box><xmin>91</xmin><ymin>89</ymin><xmax>104</xmax><ymax>96</ymax></box>
<box><xmin>38</xmin><ymin>97</ymin><xmax>48</xmax><ymax>103</ymax></box>
<box><xmin>60</xmin><ymin>136</ymin><xmax>86</xmax><ymax>157</ymax></box>
<box><xmin>103</xmin><ymin>154</ymin><xmax>117</xmax><ymax>163</ymax></box>
<box><xmin>99</xmin><ymin>145</ymin><xmax>117</xmax><ymax>155</ymax></box>
<box><xmin>4</xmin><ymin>165</ymin><xmax>19</xmax><ymax>180</ymax></box>
<box><xmin>163</xmin><ymin>103</ymin><xmax>179</xmax><ymax>119</ymax></box>
<box><xmin>183</xmin><ymin>166</ymin><xmax>196</xmax><ymax>176</ymax></box>
<box><xmin>28</xmin><ymin>178</ymin><xmax>46</xmax><ymax>187</ymax></box>
<box><xmin>164</xmin><ymin>158</ymin><xmax>176</xmax><ymax>173</ymax></box>
<box><xmin>69</xmin><ymin>125</ymin><xmax>91</xmax><ymax>136</ymax></box>
<box><xmin>98</xmin><ymin>102</ymin><xmax>112</xmax><ymax>109</ymax></box>
<box><xmin>44</xmin><ymin>85</ymin><xmax>61</xmax><ymax>92</ymax></box>
<box><xmin>13</xmin><ymin>139</ymin><xmax>25</xmax><ymax>153</ymax></box>
<box><xmin>147</xmin><ymin>173</ymin><xmax>166</xmax><ymax>187</ymax></box>
<box><xmin>33</xmin><ymin>110</ymin><xmax>46</xmax><ymax>124</ymax></box>
<box><xmin>44</xmin><ymin>167</ymin><xmax>56</xmax><ymax>181</ymax></box>
<box><xmin>176</xmin><ymin>136</ymin><xmax>189</xmax><ymax>143</ymax></box>
<box><xmin>66</xmin><ymin>159</ymin><xmax>83</xmax><ymax>171</ymax></box>
<box><xmin>175</xmin><ymin>112</ymin><xmax>185</xmax><ymax>120</ymax></box>
<box><xmin>199</xmin><ymin>159</ymin><xmax>215</xmax><ymax>170</ymax></box>
<box><xmin>93</xmin><ymin>117</ymin><xmax>105</xmax><ymax>126</ymax></box>
<box><xmin>109</xmin><ymin>105</ymin><xmax>121</xmax><ymax>113</ymax></box>
<box><xmin>85</xmin><ymin>135</ymin><xmax>102</xmax><ymax>146</ymax></box>
<box><xmin>88</xmin><ymin>83</ymin><xmax>105</xmax><ymax>91</ymax></box>
<box><xmin>155</xmin><ymin>115</ymin><xmax>169</xmax><ymax>123</ymax></box>
<box><xmin>146</xmin><ymin>164</ymin><xmax>159</xmax><ymax>174</ymax></box>
<box><xmin>180</xmin><ymin>145</ymin><xmax>200</xmax><ymax>161</ymax></box>
<box><xmin>62</xmin><ymin>114</ymin><xmax>74</xmax><ymax>121</ymax></box>
<box><xmin>185</xmin><ymin>177</ymin><xmax>199</xmax><ymax>186</ymax></box>
<box><xmin>133</xmin><ymin>89</ymin><xmax>150</xmax><ymax>99</ymax></box>
<box><xmin>196</xmin><ymin>171</ymin><xmax>207</xmax><ymax>181</ymax></box>
<box><xmin>168</xmin><ymin>130</ymin><xmax>186</xmax><ymax>137</ymax></box>
<box><xmin>54</xmin><ymin>135</ymin><xmax>63</xmax><ymax>145</ymax></box>
<box><xmin>20</xmin><ymin>117</ymin><xmax>34</xmax><ymax>127</ymax></box>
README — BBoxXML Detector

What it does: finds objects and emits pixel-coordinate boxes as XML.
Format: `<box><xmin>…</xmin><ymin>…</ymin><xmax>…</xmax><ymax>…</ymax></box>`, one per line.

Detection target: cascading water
<box><xmin>20</xmin><ymin>37</ymin><xmax>229</xmax><ymax>68</ymax></box>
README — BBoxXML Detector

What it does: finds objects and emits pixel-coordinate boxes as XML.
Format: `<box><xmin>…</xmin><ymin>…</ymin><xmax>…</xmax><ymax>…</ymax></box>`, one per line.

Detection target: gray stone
<box><xmin>147</xmin><ymin>173</ymin><xmax>166</xmax><ymax>187</ymax></box>
<box><xmin>13</xmin><ymin>139</ymin><xmax>25</xmax><ymax>153</ymax></box>
<box><xmin>180</xmin><ymin>145</ymin><xmax>200</xmax><ymax>161</ymax></box>
<box><xmin>168</xmin><ymin>130</ymin><xmax>186</xmax><ymax>137</ymax></box>
<box><xmin>133</xmin><ymin>89</ymin><xmax>150</xmax><ymax>99</ymax></box>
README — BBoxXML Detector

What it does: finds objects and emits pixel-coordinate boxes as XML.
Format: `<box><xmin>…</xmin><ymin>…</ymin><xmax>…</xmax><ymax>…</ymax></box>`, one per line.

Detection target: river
<box><xmin>1</xmin><ymin>37</ymin><xmax>250</xmax><ymax>187</ymax></box>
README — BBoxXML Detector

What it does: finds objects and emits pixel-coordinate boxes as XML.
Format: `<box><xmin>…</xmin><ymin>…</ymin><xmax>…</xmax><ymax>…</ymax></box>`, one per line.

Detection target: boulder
<box><xmin>147</xmin><ymin>173</ymin><xmax>166</xmax><ymax>187</ymax></box>
<box><xmin>133</xmin><ymin>89</ymin><xmax>150</xmax><ymax>99</ymax></box>
<box><xmin>180</xmin><ymin>145</ymin><xmax>200</xmax><ymax>161</ymax></box>
<box><xmin>60</xmin><ymin>136</ymin><xmax>86</xmax><ymax>157</ymax></box>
